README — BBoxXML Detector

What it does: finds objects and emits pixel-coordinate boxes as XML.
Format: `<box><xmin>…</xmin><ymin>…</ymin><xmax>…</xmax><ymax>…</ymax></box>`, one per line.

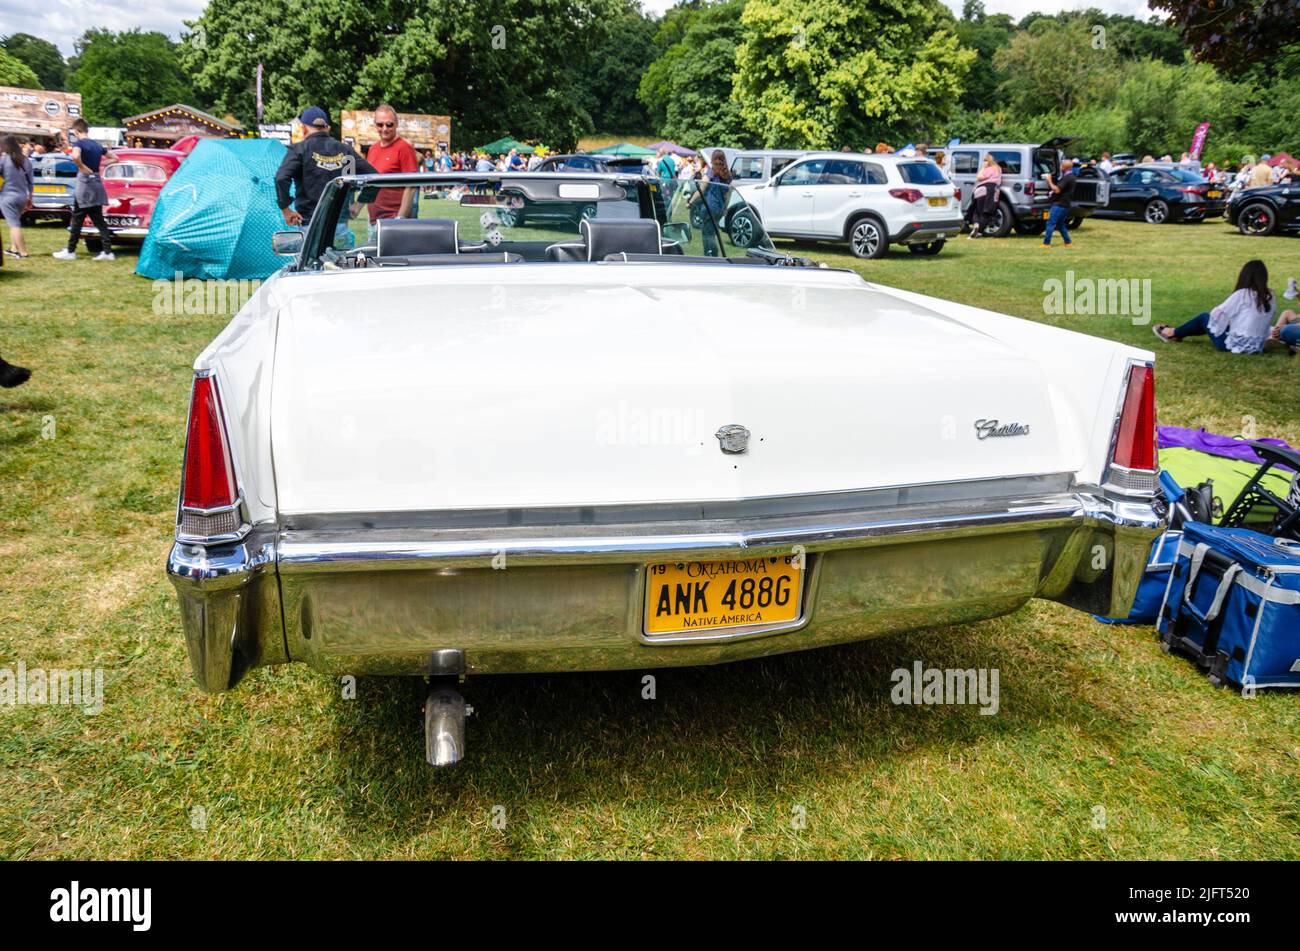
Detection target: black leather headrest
<box><xmin>580</xmin><ymin>219</ymin><xmax>661</xmax><ymax>260</ymax></box>
<box><xmin>376</xmin><ymin>218</ymin><xmax>459</xmax><ymax>256</ymax></box>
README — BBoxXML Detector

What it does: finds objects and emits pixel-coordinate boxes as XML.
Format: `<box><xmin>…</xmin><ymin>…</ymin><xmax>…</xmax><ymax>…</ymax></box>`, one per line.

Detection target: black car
<box><xmin>1226</xmin><ymin>181</ymin><xmax>1300</xmax><ymax>237</ymax></box>
<box><xmin>535</xmin><ymin>153</ymin><xmax>648</xmax><ymax>175</ymax></box>
<box><xmin>1094</xmin><ymin>164</ymin><xmax>1226</xmax><ymax>224</ymax></box>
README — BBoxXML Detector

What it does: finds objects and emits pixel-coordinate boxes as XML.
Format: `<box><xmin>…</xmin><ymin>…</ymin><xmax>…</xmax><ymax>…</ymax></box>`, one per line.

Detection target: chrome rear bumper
<box><xmin>167</xmin><ymin>483</ymin><xmax>1163</xmax><ymax>690</ymax></box>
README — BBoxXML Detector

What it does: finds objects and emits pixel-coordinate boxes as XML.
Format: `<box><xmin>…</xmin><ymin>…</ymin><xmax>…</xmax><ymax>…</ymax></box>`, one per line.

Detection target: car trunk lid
<box><xmin>269</xmin><ymin>268</ymin><xmax>1070</xmax><ymax>515</ymax></box>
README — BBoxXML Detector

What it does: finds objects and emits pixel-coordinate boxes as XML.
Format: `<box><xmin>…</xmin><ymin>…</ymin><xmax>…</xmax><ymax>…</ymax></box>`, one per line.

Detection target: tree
<box><xmin>182</xmin><ymin>0</ymin><xmax>625</xmax><ymax>150</ymax></box>
<box><xmin>69</xmin><ymin>30</ymin><xmax>193</xmax><ymax>124</ymax></box>
<box><xmin>0</xmin><ymin>48</ymin><xmax>40</xmax><ymax>88</ymax></box>
<box><xmin>639</xmin><ymin>1</ymin><xmax>709</xmax><ymax>132</ymax></box>
<box><xmin>1149</xmin><ymin>0</ymin><xmax>1300</xmax><ymax>75</ymax></box>
<box><xmin>638</xmin><ymin>0</ymin><xmax>750</xmax><ymax>146</ymax></box>
<box><xmin>994</xmin><ymin>18</ymin><xmax>1118</xmax><ymax>116</ymax></box>
<box><xmin>1</xmin><ymin>34</ymin><xmax>66</xmax><ymax>89</ymax></box>
<box><xmin>734</xmin><ymin>0</ymin><xmax>974</xmax><ymax>149</ymax></box>
<box><xmin>576</xmin><ymin>0</ymin><xmax>658</xmax><ymax>134</ymax></box>
<box><xmin>955</xmin><ymin>11</ymin><xmax>1015</xmax><ymax>110</ymax></box>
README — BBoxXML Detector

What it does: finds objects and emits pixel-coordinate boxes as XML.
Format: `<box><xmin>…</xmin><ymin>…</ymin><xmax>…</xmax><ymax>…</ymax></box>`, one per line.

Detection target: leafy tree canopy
<box><xmin>734</xmin><ymin>0</ymin><xmax>974</xmax><ymax>149</ymax></box>
<box><xmin>69</xmin><ymin>29</ymin><xmax>192</xmax><ymax>124</ymax></box>
<box><xmin>1</xmin><ymin>33</ymin><xmax>66</xmax><ymax>89</ymax></box>
<box><xmin>1149</xmin><ymin>0</ymin><xmax>1300</xmax><ymax>74</ymax></box>
<box><xmin>638</xmin><ymin>0</ymin><xmax>750</xmax><ymax>147</ymax></box>
<box><xmin>0</xmin><ymin>48</ymin><xmax>40</xmax><ymax>88</ymax></box>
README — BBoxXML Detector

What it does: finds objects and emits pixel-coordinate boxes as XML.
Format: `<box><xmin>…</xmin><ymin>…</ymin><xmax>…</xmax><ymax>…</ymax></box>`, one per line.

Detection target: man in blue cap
<box><xmin>275</xmin><ymin>106</ymin><xmax>375</xmax><ymax>246</ymax></box>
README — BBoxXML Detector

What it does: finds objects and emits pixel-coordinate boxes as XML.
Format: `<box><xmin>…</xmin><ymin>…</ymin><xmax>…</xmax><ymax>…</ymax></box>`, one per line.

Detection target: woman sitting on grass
<box><xmin>1153</xmin><ymin>260</ymin><xmax>1275</xmax><ymax>354</ymax></box>
<box><xmin>1270</xmin><ymin>307</ymin><xmax>1300</xmax><ymax>356</ymax></box>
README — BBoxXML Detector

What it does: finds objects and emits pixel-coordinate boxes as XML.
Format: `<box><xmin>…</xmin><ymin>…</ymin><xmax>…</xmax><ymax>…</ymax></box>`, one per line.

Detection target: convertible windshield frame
<box><xmin>293</xmin><ymin>171</ymin><xmax>779</xmax><ymax>268</ymax></box>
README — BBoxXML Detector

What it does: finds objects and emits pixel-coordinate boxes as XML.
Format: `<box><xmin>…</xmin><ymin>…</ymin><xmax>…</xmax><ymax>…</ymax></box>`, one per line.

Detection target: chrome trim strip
<box><xmin>279</xmin><ymin>472</ymin><xmax>1075</xmax><ymax>533</ymax></box>
<box><xmin>277</xmin><ymin>491</ymin><xmax>1105</xmax><ymax>574</ymax></box>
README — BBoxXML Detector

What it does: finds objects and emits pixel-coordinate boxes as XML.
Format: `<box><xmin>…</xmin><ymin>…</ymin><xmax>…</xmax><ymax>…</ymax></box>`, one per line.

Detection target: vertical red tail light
<box><xmin>1112</xmin><ymin>364</ymin><xmax>1156</xmax><ymax>471</ymax></box>
<box><xmin>181</xmin><ymin>375</ymin><xmax>237</xmax><ymax>510</ymax></box>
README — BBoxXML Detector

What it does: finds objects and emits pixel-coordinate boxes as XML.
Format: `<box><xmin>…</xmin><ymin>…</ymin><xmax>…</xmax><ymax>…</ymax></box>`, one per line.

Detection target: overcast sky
<box><xmin>2</xmin><ymin>0</ymin><xmax>1159</xmax><ymax>58</ymax></box>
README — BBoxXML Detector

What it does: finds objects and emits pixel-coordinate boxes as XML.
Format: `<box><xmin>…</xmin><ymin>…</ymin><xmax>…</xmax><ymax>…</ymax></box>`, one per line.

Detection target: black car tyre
<box><xmin>847</xmin><ymin>216</ymin><xmax>888</xmax><ymax>259</ymax></box>
<box><xmin>728</xmin><ymin>210</ymin><xmax>757</xmax><ymax>248</ymax></box>
<box><xmin>1144</xmin><ymin>199</ymin><xmax>1170</xmax><ymax>224</ymax></box>
<box><xmin>86</xmin><ymin>237</ymin><xmax>103</xmax><ymax>253</ymax></box>
<box><xmin>1014</xmin><ymin>220</ymin><xmax>1045</xmax><ymax>236</ymax></box>
<box><xmin>1068</xmin><ymin>216</ymin><xmax>1084</xmax><ymax>229</ymax></box>
<box><xmin>907</xmin><ymin>240</ymin><xmax>944</xmax><ymax>255</ymax></box>
<box><xmin>1237</xmin><ymin>202</ymin><xmax>1277</xmax><ymax>237</ymax></box>
<box><xmin>988</xmin><ymin>201</ymin><xmax>1014</xmax><ymax>237</ymax></box>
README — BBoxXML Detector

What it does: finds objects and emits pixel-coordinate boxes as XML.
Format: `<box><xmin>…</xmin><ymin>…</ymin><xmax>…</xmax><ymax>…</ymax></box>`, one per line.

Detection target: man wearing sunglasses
<box><xmin>365</xmin><ymin>104</ymin><xmax>419</xmax><ymax>243</ymax></box>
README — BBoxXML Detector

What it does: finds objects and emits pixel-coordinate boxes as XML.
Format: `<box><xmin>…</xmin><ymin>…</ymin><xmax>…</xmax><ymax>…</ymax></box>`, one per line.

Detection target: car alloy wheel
<box><xmin>989</xmin><ymin>202</ymin><xmax>1014</xmax><ymax>237</ymax></box>
<box><xmin>1238</xmin><ymin>203</ymin><xmax>1276</xmax><ymax>237</ymax></box>
<box><xmin>1144</xmin><ymin>200</ymin><xmax>1169</xmax><ymax>224</ymax></box>
<box><xmin>579</xmin><ymin>204</ymin><xmax>597</xmax><ymax>221</ymax></box>
<box><xmin>729</xmin><ymin>211</ymin><xmax>756</xmax><ymax>248</ymax></box>
<box><xmin>497</xmin><ymin>208</ymin><xmax>520</xmax><ymax>228</ymax></box>
<box><xmin>849</xmin><ymin>218</ymin><xmax>885</xmax><ymax>258</ymax></box>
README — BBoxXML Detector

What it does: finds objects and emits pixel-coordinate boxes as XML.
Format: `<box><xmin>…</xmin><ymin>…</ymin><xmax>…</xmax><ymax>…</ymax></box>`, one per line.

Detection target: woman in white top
<box><xmin>1153</xmin><ymin>260</ymin><xmax>1275</xmax><ymax>353</ymax></box>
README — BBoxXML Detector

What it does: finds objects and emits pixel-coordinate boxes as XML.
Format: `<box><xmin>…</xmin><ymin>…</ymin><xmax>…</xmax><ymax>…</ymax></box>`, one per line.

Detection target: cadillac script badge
<box><xmin>715</xmin><ymin>424</ymin><xmax>751</xmax><ymax>454</ymax></box>
<box><xmin>974</xmin><ymin>419</ymin><xmax>1030</xmax><ymax>439</ymax></box>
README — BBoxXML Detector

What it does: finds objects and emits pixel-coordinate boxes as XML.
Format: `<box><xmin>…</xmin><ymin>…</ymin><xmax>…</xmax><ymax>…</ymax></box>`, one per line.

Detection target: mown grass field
<box><xmin>0</xmin><ymin>215</ymin><xmax>1297</xmax><ymax>859</ymax></box>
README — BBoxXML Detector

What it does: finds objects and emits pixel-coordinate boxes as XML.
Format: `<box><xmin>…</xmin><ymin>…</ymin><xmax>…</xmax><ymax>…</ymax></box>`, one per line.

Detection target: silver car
<box><xmin>937</xmin><ymin>137</ymin><xmax>1109</xmax><ymax>237</ymax></box>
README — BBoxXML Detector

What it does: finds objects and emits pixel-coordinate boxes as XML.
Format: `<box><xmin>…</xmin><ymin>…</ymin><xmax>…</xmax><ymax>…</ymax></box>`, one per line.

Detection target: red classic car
<box><xmin>81</xmin><ymin>148</ymin><xmax>186</xmax><ymax>250</ymax></box>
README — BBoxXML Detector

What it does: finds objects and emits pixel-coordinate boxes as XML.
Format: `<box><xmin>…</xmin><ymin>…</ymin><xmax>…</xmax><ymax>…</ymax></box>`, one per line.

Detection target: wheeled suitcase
<box><xmin>1158</xmin><ymin>522</ymin><xmax>1300</xmax><ymax>693</ymax></box>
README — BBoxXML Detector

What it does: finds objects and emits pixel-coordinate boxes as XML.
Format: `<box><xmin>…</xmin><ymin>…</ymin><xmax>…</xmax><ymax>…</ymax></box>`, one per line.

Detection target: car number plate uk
<box><xmin>1207</xmin><ymin>190</ymin><xmax>1222</xmax><ymax>198</ymax></box>
<box><xmin>644</xmin><ymin>556</ymin><xmax>804</xmax><ymax>637</ymax></box>
<box><xmin>927</xmin><ymin>197</ymin><xmax>946</xmax><ymax>207</ymax></box>
<box><xmin>33</xmin><ymin>185</ymin><xmax>64</xmax><ymax>194</ymax></box>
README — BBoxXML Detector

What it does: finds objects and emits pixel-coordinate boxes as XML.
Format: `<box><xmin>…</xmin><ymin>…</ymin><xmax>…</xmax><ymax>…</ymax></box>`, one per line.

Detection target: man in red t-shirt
<box><xmin>366</xmin><ymin>104</ymin><xmax>419</xmax><ymax>242</ymax></box>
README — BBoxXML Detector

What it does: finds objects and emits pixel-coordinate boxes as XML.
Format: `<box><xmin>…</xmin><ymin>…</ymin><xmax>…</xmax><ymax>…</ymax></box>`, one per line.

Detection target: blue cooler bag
<box><xmin>1158</xmin><ymin>522</ymin><xmax>1300</xmax><ymax>692</ymax></box>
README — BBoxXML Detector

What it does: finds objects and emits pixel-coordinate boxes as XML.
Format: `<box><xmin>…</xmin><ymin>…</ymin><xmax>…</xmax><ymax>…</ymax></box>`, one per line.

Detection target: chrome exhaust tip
<box><xmin>424</xmin><ymin>685</ymin><xmax>468</xmax><ymax>767</ymax></box>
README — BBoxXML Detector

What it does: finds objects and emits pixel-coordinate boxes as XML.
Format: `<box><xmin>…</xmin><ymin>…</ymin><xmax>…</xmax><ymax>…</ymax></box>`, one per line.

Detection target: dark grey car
<box><xmin>25</xmin><ymin>154</ymin><xmax>78</xmax><ymax>223</ymax></box>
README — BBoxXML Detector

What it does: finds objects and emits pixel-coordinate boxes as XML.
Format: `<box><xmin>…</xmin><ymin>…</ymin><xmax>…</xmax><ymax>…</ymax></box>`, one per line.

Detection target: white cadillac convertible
<box><xmin>167</xmin><ymin>171</ymin><xmax>1164</xmax><ymax>765</ymax></box>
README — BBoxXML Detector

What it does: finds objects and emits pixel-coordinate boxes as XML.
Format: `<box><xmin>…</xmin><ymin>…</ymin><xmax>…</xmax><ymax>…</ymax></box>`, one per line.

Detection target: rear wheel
<box><xmin>1014</xmin><ymin>220</ymin><xmax>1045</xmax><ymax>236</ymax></box>
<box><xmin>988</xmin><ymin>201</ymin><xmax>1014</xmax><ymax>237</ymax></box>
<box><xmin>85</xmin><ymin>237</ymin><xmax>103</xmax><ymax>253</ymax></box>
<box><xmin>847</xmin><ymin>216</ymin><xmax>888</xmax><ymax>259</ymax></box>
<box><xmin>907</xmin><ymin>240</ymin><xmax>944</xmax><ymax>255</ymax></box>
<box><xmin>1237</xmin><ymin>202</ymin><xmax>1276</xmax><ymax>236</ymax></box>
<box><xmin>728</xmin><ymin>210</ymin><xmax>757</xmax><ymax>248</ymax></box>
<box><xmin>497</xmin><ymin>208</ymin><xmax>525</xmax><ymax>228</ymax></box>
<box><xmin>1143</xmin><ymin>200</ymin><xmax>1169</xmax><ymax>224</ymax></box>
<box><xmin>1068</xmin><ymin>216</ymin><xmax>1084</xmax><ymax>230</ymax></box>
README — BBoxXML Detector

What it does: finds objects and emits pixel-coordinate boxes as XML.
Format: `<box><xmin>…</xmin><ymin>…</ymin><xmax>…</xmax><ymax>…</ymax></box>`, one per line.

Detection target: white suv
<box><xmin>731</xmin><ymin>152</ymin><xmax>962</xmax><ymax>258</ymax></box>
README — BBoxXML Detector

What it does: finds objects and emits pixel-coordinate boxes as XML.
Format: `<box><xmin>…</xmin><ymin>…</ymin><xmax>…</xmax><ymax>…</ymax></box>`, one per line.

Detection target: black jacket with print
<box><xmin>274</xmin><ymin>132</ymin><xmax>377</xmax><ymax>222</ymax></box>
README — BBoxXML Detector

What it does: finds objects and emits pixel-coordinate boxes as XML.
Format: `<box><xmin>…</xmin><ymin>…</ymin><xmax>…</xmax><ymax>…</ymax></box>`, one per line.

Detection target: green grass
<box><xmin>1</xmin><ymin>217</ymin><xmax>1297</xmax><ymax>859</ymax></box>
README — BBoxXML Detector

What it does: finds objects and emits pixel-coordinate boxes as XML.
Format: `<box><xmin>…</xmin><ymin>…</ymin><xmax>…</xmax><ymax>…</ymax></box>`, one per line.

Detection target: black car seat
<box><xmin>376</xmin><ymin>218</ymin><xmax>460</xmax><ymax>257</ymax></box>
<box><xmin>545</xmin><ymin>218</ymin><xmax>662</xmax><ymax>261</ymax></box>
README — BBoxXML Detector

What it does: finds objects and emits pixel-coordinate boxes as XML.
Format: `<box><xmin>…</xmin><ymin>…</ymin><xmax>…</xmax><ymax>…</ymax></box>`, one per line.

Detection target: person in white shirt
<box><xmin>1152</xmin><ymin>260</ymin><xmax>1276</xmax><ymax>353</ymax></box>
<box><xmin>1098</xmin><ymin>152</ymin><xmax>1113</xmax><ymax>175</ymax></box>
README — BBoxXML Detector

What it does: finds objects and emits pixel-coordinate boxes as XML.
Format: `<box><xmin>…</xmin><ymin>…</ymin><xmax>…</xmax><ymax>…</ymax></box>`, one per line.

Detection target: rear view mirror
<box><xmin>272</xmin><ymin>231</ymin><xmax>304</xmax><ymax>256</ymax></box>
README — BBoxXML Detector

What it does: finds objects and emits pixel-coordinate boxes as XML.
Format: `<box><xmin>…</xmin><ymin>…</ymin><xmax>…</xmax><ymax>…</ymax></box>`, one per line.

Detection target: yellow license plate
<box><xmin>928</xmin><ymin>197</ymin><xmax>946</xmax><ymax>207</ymax></box>
<box><xmin>644</xmin><ymin>556</ymin><xmax>804</xmax><ymax>636</ymax></box>
<box><xmin>34</xmin><ymin>184</ymin><xmax>65</xmax><ymax>193</ymax></box>
<box><xmin>1207</xmin><ymin>190</ymin><xmax>1221</xmax><ymax>198</ymax></box>
<box><xmin>1043</xmin><ymin>210</ymin><xmax>1051</xmax><ymax>219</ymax></box>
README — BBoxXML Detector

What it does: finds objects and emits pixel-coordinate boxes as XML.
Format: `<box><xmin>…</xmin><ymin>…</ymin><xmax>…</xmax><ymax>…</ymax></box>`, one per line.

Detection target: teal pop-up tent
<box><xmin>136</xmin><ymin>137</ymin><xmax>289</xmax><ymax>281</ymax></box>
